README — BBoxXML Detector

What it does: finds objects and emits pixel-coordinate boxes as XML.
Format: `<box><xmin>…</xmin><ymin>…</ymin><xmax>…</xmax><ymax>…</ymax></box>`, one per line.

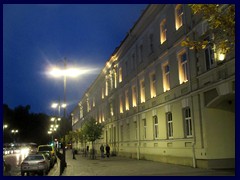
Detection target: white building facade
<box><xmin>71</xmin><ymin>4</ymin><xmax>235</xmax><ymax>169</ymax></box>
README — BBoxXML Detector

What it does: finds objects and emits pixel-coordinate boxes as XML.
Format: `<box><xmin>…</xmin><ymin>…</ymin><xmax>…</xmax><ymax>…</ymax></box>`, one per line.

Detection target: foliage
<box><xmin>3</xmin><ymin>104</ymin><xmax>50</xmax><ymax>145</ymax></box>
<box><xmin>82</xmin><ymin>117</ymin><xmax>104</xmax><ymax>143</ymax></box>
<box><xmin>182</xmin><ymin>4</ymin><xmax>235</xmax><ymax>54</ymax></box>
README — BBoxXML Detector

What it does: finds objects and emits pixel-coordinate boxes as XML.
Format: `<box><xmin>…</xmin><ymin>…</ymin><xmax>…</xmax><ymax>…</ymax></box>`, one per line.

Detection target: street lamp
<box><xmin>11</xmin><ymin>129</ymin><xmax>19</xmax><ymax>143</ymax></box>
<box><xmin>48</xmin><ymin>58</ymin><xmax>82</xmax><ymax>168</ymax></box>
<box><xmin>3</xmin><ymin>124</ymin><xmax>8</xmax><ymax>130</ymax></box>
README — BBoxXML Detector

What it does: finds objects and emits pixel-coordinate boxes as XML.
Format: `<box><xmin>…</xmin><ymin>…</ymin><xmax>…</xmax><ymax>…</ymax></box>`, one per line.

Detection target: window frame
<box><xmin>183</xmin><ymin>107</ymin><xmax>193</xmax><ymax>138</ymax></box>
<box><xmin>175</xmin><ymin>4</ymin><xmax>183</xmax><ymax>30</ymax></box>
<box><xmin>153</xmin><ymin>115</ymin><xmax>159</xmax><ymax>139</ymax></box>
<box><xmin>160</xmin><ymin>19</ymin><xmax>167</xmax><ymax>44</ymax></box>
<box><xmin>166</xmin><ymin>112</ymin><xmax>173</xmax><ymax>139</ymax></box>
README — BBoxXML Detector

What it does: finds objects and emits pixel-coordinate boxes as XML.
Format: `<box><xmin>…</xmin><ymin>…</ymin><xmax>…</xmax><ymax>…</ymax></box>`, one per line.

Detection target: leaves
<box><xmin>182</xmin><ymin>4</ymin><xmax>235</xmax><ymax>54</ymax></box>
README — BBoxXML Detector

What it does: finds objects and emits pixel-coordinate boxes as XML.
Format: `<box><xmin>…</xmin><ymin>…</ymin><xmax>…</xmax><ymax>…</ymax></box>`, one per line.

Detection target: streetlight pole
<box><xmin>62</xmin><ymin>58</ymin><xmax>67</xmax><ymax>168</ymax></box>
<box><xmin>11</xmin><ymin>129</ymin><xmax>18</xmax><ymax>143</ymax></box>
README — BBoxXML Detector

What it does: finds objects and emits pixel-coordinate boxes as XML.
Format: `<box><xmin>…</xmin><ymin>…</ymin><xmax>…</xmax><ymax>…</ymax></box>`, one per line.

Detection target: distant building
<box><xmin>71</xmin><ymin>4</ymin><xmax>235</xmax><ymax>169</ymax></box>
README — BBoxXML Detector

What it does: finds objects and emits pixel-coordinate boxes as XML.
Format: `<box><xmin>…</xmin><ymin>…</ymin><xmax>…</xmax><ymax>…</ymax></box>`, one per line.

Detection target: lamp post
<box><xmin>48</xmin><ymin>58</ymin><xmax>82</xmax><ymax>168</ymax></box>
<box><xmin>11</xmin><ymin>129</ymin><xmax>18</xmax><ymax>143</ymax></box>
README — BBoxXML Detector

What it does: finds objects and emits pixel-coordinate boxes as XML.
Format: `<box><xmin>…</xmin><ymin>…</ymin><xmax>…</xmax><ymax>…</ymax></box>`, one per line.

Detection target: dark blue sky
<box><xmin>3</xmin><ymin>4</ymin><xmax>148</xmax><ymax>115</ymax></box>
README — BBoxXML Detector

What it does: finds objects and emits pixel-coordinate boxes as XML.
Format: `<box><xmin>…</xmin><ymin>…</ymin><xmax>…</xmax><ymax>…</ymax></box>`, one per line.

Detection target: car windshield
<box><xmin>38</xmin><ymin>146</ymin><xmax>52</xmax><ymax>151</ymax></box>
<box><xmin>25</xmin><ymin>155</ymin><xmax>44</xmax><ymax>161</ymax></box>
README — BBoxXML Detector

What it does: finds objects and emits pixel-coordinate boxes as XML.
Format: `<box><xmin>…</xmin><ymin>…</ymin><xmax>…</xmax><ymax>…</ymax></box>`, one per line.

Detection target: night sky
<box><xmin>3</xmin><ymin>4</ymin><xmax>148</xmax><ymax>115</ymax></box>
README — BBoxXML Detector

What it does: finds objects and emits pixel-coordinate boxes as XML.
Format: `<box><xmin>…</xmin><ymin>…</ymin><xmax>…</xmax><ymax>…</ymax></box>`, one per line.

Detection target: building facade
<box><xmin>71</xmin><ymin>4</ymin><xmax>235</xmax><ymax>169</ymax></box>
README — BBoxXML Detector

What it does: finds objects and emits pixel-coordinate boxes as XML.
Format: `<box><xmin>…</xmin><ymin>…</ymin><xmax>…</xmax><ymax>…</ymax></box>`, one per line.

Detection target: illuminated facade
<box><xmin>71</xmin><ymin>4</ymin><xmax>235</xmax><ymax>169</ymax></box>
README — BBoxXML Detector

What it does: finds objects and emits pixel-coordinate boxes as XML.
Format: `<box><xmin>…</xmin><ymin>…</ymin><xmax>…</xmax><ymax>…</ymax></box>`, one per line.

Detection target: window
<box><xmin>110</xmin><ymin>73</ymin><xmax>113</xmax><ymax>90</ymax></box>
<box><xmin>153</xmin><ymin>116</ymin><xmax>159</xmax><ymax>139</ymax></box>
<box><xmin>102</xmin><ymin>87</ymin><xmax>104</xmax><ymax>99</ymax></box>
<box><xmin>101</xmin><ymin>107</ymin><xmax>105</xmax><ymax>122</ymax></box>
<box><xmin>132</xmin><ymin>85</ymin><xmax>137</xmax><ymax>107</ymax></box>
<box><xmin>162</xmin><ymin>63</ymin><xmax>170</xmax><ymax>92</ymax></box>
<box><xmin>120</xmin><ymin>125</ymin><xmax>124</xmax><ymax>141</ymax></box>
<box><xmin>134</xmin><ymin>121</ymin><xmax>138</xmax><ymax>140</ymax></box>
<box><xmin>175</xmin><ymin>4</ymin><xmax>183</xmax><ymax>30</ymax></box>
<box><xmin>150</xmin><ymin>73</ymin><xmax>156</xmax><ymax>98</ymax></box>
<box><xmin>92</xmin><ymin>97</ymin><xmax>95</xmax><ymax>107</ymax></box>
<box><xmin>125</xmin><ymin>61</ymin><xmax>128</xmax><ymax>76</ymax></box>
<box><xmin>119</xmin><ymin>95</ymin><xmax>123</xmax><ymax>113</ymax></box>
<box><xmin>132</xmin><ymin>54</ymin><xmax>136</xmax><ymax>70</ymax></box>
<box><xmin>119</xmin><ymin>67</ymin><xmax>122</xmax><ymax>83</ymax></box>
<box><xmin>87</xmin><ymin>98</ymin><xmax>90</xmax><ymax>112</ymax></box>
<box><xmin>204</xmin><ymin>37</ymin><xmax>214</xmax><ymax>70</ymax></box>
<box><xmin>140</xmin><ymin>79</ymin><xmax>145</xmax><ymax>103</ymax></box>
<box><xmin>110</xmin><ymin>102</ymin><xmax>114</xmax><ymax>116</ymax></box>
<box><xmin>178</xmin><ymin>51</ymin><xmax>189</xmax><ymax>84</ymax></box>
<box><xmin>149</xmin><ymin>34</ymin><xmax>154</xmax><ymax>54</ymax></box>
<box><xmin>114</xmin><ymin>71</ymin><xmax>117</xmax><ymax>88</ymax></box>
<box><xmin>139</xmin><ymin>44</ymin><xmax>143</xmax><ymax>63</ymax></box>
<box><xmin>125</xmin><ymin>90</ymin><xmax>129</xmax><ymax>111</ymax></box>
<box><xmin>143</xmin><ymin>119</ymin><xmax>147</xmax><ymax>139</ymax></box>
<box><xmin>166</xmin><ymin>112</ymin><xmax>173</xmax><ymax>138</ymax></box>
<box><xmin>160</xmin><ymin>19</ymin><xmax>167</xmax><ymax>44</ymax></box>
<box><xmin>105</xmin><ymin>77</ymin><xmax>108</xmax><ymax>96</ymax></box>
<box><xmin>79</xmin><ymin>105</ymin><xmax>83</xmax><ymax>118</ymax></box>
<box><xmin>184</xmin><ymin>108</ymin><xmax>192</xmax><ymax>137</ymax></box>
<box><xmin>127</xmin><ymin>123</ymin><xmax>130</xmax><ymax>140</ymax></box>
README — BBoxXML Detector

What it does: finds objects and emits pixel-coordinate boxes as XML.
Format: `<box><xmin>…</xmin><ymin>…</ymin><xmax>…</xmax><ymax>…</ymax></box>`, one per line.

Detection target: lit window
<box><xmin>79</xmin><ymin>105</ymin><xmax>83</xmax><ymax>118</ymax></box>
<box><xmin>114</xmin><ymin>71</ymin><xmax>117</xmax><ymax>88</ymax></box>
<box><xmin>87</xmin><ymin>98</ymin><xmax>90</xmax><ymax>112</ymax></box>
<box><xmin>110</xmin><ymin>102</ymin><xmax>114</xmax><ymax>116</ymax></box>
<box><xmin>150</xmin><ymin>73</ymin><xmax>156</xmax><ymax>98</ymax></box>
<box><xmin>175</xmin><ymin>4</ymin><xmax>183</xmax><ymax>30</ymax></box>
<box><xmin>178</xmin><ymin>51</ymin><xmax>189</xmax><ymax>84</ymax></box>
<box><xmin>119</xmin><ymin>95</ymin><xmax>123</xmax><ymax>113</ymax></box>
<box><xmin>160</xmin><ymin>19</ymin><xmax>167</xmax><ymax>44</ymax></box>
<box><xmin>102</xmin><ymin>87</ymin><xmax>104</xmax><ymax>99</ymax></box>
<box><xmin>119</xmin><ymin>67</ymin><xmax>122</xmax><ymax>83</ymax></box>
<box><xmin>162</xmin><ymin>63</ymin><xmax>170</xmax><ymax>92</ymax></box>
<box><xmin>132</xmin><ymin>85</ymin><xmax>137</xmax><ymax>107</ymax></box>
<box><xmin>153</xmin><ymin>116</ymin><xmax>159</xmax><ymax>139</ymax></box>
<box><xmin>184</xmin><ymin>107</ymin><xmax>192</xmax><ymax>137</ymax></box>
<box><xmin>105</xmin><ymin>77</ymin><xmax>108</xmax><ymax>96</ymax></box>
<box><xmin>140</xmin><ymin>79</ymin><xmax>145</xmax><ymax>103</ymax></box>
<box><xmin>125</xmin><ymin>90</ymin><xmax>129</xmax><ymax>111</ymax></box>
<box><xmin>166</xmin><ymin>112</ymin><xmax>173</xmax><ymax>138</ymax></box>
<box><xmin>92</xmin><ymin>97</ymin><xmax>95</xmax><ymax>107</ymax></box>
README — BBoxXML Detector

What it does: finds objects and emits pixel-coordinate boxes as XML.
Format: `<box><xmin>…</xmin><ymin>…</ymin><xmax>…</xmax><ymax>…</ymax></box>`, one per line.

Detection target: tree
<box><xmin>182</xmin><ymin>4</ymin><xmax>235</xmax><ymax>55</ymax></box>
<box><xmin>82</xmin><ymin>117</ymin><xmax>104</xmax><ymax>159</ymax></box>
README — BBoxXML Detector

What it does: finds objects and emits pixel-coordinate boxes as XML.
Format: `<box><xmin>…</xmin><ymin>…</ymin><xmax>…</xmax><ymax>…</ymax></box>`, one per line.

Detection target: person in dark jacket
<box><xmin>100</xmin><ymin>144</ymin><xmax>105</xmax><ymax>158</ymax></box>
<box><xmin>106</xmin><ymin>144</ymin><xmax>110</xmax><ymax>158</ymax></box>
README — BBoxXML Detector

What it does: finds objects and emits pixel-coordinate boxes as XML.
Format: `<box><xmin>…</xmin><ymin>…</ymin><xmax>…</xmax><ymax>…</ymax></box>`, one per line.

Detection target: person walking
<box><xmin>106</xmin><ymin>144</ymin><xmax>110</xmax><ymax>158</ymax></box>
<box><xmin>72</xmin><ymin>148</ymin><xmax>76</xmax><ymax>159</ymax></box>
<box><xmin>100</xmin><ymin>144</ymin><xmax>105</xmax><ymax>158</ymax></box>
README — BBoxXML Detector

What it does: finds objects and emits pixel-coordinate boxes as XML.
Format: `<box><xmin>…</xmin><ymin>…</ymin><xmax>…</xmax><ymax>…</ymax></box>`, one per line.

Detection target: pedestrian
<box><xmin>86</xmin><ymin>145</ymin><xmax>89</xmax><ymax>157</ymax></box>
<box><xmin>100</xmin><ymin>144</ymin><xmax>105</xmax><ymax>158</ymax></box>
<box><xmin>72</xmin><ymin>148</ymin><xmax>76</xmax><ymax>160</ymax></box>
<box><xmin>106</xmin><ymin>144</ymin><xmax>110</xmax><ymax>158</ymax></box>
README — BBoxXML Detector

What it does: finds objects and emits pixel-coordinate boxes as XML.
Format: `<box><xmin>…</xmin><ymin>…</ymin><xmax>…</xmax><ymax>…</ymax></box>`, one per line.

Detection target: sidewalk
<box><xmin>49</xmin><ymin>149</ymin><xmax>235</xmax><ymax>176</ymax></box>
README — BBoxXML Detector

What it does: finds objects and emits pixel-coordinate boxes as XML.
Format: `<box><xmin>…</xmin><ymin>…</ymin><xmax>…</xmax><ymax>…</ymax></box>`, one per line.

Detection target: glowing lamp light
<box><xmin>218</xmin><ymin>53</ymin><xmax>226</xmax><ymax>61</ymax></box>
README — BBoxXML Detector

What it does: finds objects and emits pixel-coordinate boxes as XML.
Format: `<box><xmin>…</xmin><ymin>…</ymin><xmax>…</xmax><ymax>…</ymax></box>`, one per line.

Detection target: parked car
<box><xmin>37</xmin><ymin>145</ymin><xmax>56</xmax><ymax>168</ymax></box>
<box><xmin>21</xmin><ymin>154</ymin><xmax>50</xmax><ymax>176</ymax></box>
